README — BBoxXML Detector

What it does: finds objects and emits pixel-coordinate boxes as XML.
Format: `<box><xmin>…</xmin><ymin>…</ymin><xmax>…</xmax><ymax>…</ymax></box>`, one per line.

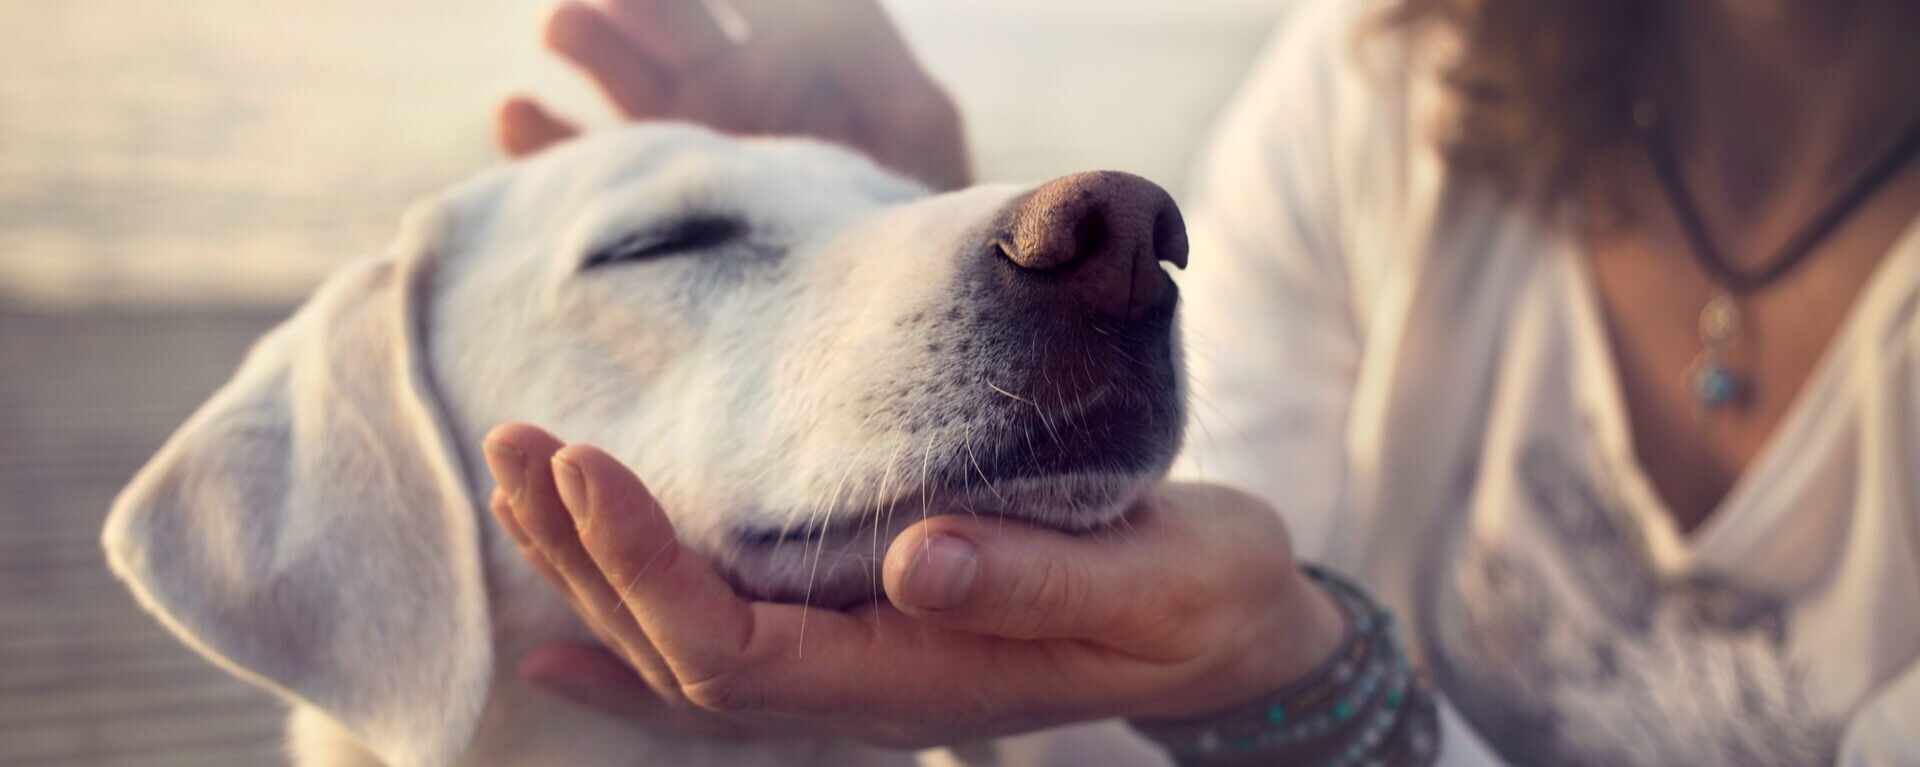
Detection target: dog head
<box><xmin>104</xmin><ymin>124</ymin><xmax>1187</xmax><ymax>765</ymax></box>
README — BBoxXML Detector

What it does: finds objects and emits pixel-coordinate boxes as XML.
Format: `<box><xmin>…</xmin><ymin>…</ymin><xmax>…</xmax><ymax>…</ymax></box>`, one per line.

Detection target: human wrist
<box><xmin>1273</xmin><ymin>566</ymin><xmax>1350</xmax><ymax>691</ymax></box>
<box><xmin>1130</xmin><ymin>566</ymin><xmax>1440</xmax><ymax>767</ymax></box>
<box><xmin>1125</xmin><ymin>569</ymin><xmax>1347</xmax><ymax>767</ymax></box>
<box><xmin>1133</xmin><ymin>564</ymin><xmax>1348</xmax><ymax>727</ymax></box>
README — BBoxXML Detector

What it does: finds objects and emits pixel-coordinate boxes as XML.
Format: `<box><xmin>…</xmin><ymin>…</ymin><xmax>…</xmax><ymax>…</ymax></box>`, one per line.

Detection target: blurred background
<box><xmin>0</xmin><ymin>0</ymin><xmax>1293</xmax><ymax>763</ymax></box>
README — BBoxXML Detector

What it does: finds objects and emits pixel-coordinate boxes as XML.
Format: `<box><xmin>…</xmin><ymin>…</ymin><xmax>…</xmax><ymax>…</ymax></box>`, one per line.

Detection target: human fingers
<box><xmin>495</xmin><ymin>96</ymin><xmax>581</xmax><ymax>157</ymax></box>
<box><xmin>543</xmin><ymin>443</ymin><xmax>770</xmax><ymax>710</ymax></box>
<box><xmin>861</xmin><ymin>92</ymin><xmax>971</xmax><ymax>191</ymax></box>
<box><xmin>754</xmin><ymin>74</ymin><xmax>864</xmax><ymax>148</ymax></box>
<box><xmin>489</xmin><ymin>486</ymin><xmax>568</xmax><ymax>596</ymax></box>
<box><xmin>892</xmin><ymin>484</ymin><xmax>1350</xmax><ymax>721</ymax></box>
<box><xmin>520</xmin><ymin>641</ymin><xmax>816</xmax><ymax>740</ymax></box>
<box><xmin>602</xmin><ymin>0</ymin><xmax>734</xmax><ymax>70</ymax></box>
<box><xmin>551</xmin><ymin>444</ymin><xmax>1101</xmax><ymax>728</ymax></box>
<box><xmin>545</xmin><ymin>1</ymin><xmax>673</xmax><ymax>119</ymax></box>
<box><xmin>815</xmin><ymin>0</ymin><xmax>972</xmax><ymax>189</ymax></box>
<box><xmin>490</xmin><ymin>485</ymin><xmax>658</xmax><ymax>676</ymax></box>
<box><xmin>525</xmin><ymin>447</ymin><xmax>1346</xmax><ymax>741</ymax></box>
<box><xmin>482</xmin><ymin>424</ymin><xmax>683</xmax><ymax>699</ymax></box>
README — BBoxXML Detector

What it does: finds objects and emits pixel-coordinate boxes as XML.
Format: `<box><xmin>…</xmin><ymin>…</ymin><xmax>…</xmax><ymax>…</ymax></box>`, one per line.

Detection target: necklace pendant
<box><xmin>1688</xmin><ymin>359</ymin><xmax>1741</xmax><ymax>410</ymax></box>
<box><xmin>1700</xmin><ymin>293</ymin><xmax>1741</xmax><ymax>342</ymax></box>
<box><xmin>1686</xmin><ymin>292</ymin><xmax>1745</xmax><ymax>414</ymax></box>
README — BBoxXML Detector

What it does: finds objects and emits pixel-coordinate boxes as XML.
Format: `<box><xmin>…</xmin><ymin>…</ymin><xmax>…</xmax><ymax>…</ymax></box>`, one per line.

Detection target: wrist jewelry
<box><xmin>1131</xmin><ymin>565</ymin><xmax>1439</xmax><ymax>767</ymax></box>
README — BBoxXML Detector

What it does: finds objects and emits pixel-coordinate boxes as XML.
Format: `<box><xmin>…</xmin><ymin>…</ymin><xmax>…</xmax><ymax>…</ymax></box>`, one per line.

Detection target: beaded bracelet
<box><xmin>1131</xmin><ymin>565</ymin><xmax>1439</xmax><ymax>767</ymax></box>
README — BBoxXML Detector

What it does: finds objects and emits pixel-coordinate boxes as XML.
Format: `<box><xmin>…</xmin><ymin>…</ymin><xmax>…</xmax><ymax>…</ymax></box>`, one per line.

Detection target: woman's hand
<box><xmin>496</xmin><ymin>0</ymin><xmax>972</xmax><ymax>191</ymax></box>
<box><xmin>481</xmin><ymin>422</ymin><xmax>1346</xmax><ymax>748</ymax></box>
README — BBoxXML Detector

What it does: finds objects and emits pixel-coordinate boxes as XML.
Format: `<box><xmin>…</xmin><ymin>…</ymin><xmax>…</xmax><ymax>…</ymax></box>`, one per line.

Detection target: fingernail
<box><xmin>484</xmin><ymin>441</ymin><xmax>526</xmax><ymax>500</ymax></box>
<box><xmin>903</xmin><ymin>534</ymin><xmax>978</xmax><ymax>612</ymax></box>
<box><xmin>552</xmin><ymin>454</ymin><xmax>589</xmax><ymax>523</ymax></box>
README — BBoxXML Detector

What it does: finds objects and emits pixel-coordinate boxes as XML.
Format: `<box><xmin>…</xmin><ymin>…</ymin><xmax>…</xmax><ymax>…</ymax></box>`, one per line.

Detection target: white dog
<box><xmin>103</xmin><ymin>124</ymin><xmax>1188</xmax><ymax>767</ymax></box>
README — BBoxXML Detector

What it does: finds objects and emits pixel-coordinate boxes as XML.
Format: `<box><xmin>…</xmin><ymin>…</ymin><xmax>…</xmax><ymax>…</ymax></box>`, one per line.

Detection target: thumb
<box><xmin>881</xmin><ymin>511</ymin><xmax>1178</xmax><ymax>642</ymax></box>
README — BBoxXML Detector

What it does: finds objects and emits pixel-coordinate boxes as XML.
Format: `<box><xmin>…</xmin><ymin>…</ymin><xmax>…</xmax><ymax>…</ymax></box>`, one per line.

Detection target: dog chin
<box><xmin>718</xmin><ymin>471</ymin><xmax>1158</xmax><ymax>609</ymax></box>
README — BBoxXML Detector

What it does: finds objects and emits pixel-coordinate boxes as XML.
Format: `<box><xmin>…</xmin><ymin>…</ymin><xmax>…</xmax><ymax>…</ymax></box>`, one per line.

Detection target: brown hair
<box><xmin>1374</xmin><ymin>0</ymin><xmax>1657</xmax><ymax>213</ymax></box>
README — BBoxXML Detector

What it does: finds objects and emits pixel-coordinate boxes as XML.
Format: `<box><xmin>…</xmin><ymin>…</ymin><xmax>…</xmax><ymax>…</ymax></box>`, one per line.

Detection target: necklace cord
<box><xmin>1637</xmin><ymin>106</ymin><xmax>1920</xmax><ymax>294</ymax></box>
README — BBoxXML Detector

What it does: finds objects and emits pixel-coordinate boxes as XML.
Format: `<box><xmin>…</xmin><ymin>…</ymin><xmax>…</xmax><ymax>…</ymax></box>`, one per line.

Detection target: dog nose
<box><xmin>993</xmin><ymin>171</ymin><xmax>1188</xmax><ymax>322</ymax></box>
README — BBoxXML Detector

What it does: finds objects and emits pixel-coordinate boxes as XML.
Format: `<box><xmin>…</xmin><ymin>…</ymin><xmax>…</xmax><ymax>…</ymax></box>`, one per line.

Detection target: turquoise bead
<box><xmin>1332</xmin><ymin>701</ymin><xmax>1354</xmax><ymax>722</ymax></box>
<box><xmin>1692</xmin><ymin>366</ymin><xmax>1738</xmax><ymax>407</ymax></box>
<box><xmin>1266</xmin><ymin>705</ymin><xmax>1287</xmax><ymax>724</ymax></box>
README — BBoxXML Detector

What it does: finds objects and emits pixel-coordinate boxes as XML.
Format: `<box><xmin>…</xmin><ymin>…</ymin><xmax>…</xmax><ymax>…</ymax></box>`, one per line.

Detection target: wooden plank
<box><xmin>0</xmin><ymin>305</ymin><xmax>291</xmax><ymax>766</ymax></box>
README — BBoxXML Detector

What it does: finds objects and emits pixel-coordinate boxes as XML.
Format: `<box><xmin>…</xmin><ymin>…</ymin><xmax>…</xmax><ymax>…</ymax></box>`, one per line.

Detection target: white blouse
<box><xmin>1171</xmin><ymin>0</ymin><xmax>1920</xmax><ymax>765</ymax></box>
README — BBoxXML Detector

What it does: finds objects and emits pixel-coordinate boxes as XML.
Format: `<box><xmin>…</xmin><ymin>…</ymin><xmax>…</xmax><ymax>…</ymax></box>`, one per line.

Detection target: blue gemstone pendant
<box><xmin>1689</xmin><ymin>362</ymin><xmax>1739</xmax><ymax>409</ymax></box>
<box><xmin>1686</xmin><ymin>293</ymin><xmax>1745</xmax><ymax>413</ymax></box>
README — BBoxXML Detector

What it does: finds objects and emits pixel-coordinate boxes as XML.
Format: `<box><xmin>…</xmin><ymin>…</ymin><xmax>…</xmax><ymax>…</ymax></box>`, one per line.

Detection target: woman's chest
<box><xmin>1400</xmin><ymin>246</ymin><xmax>1920</xmax><ymax>767</ymax></box>
<box><xmin>1580</xmin><ymin>166</ymin><xmax>1920</xmax><ymax>528</ymax></box>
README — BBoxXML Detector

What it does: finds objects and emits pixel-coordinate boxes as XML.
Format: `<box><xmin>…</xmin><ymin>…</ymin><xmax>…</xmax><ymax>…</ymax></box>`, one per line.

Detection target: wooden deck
<box><xmin>0</xmin><ymin>304</ymin><xmax>293</xmax><ymax>766</ymax></box>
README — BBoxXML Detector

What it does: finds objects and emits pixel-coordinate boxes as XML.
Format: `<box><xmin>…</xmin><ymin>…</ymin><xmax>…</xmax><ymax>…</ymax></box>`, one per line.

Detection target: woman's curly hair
<box><xmin>1376</xmin><ymin>0</ymin><xmax>1658</xmax><ymax>211</ymax></box>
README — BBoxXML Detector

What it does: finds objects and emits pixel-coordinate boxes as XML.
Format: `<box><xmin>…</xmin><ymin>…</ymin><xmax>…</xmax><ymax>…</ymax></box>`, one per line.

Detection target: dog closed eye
<box><xmin>583</xmin><ymin>214</ymin><xmax>747</xmax><ymax>268</ymax></box>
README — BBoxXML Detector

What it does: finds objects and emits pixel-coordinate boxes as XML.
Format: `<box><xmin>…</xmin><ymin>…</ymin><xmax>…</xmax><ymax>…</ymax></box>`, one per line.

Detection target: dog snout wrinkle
<box><xmin>993</xmin><ymin>171</ymin><xmax>1188</xmax><ymax>322</ymax></box>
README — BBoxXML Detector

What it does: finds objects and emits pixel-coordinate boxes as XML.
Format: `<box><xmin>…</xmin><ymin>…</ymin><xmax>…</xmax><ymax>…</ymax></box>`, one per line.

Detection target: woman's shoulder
<box><xmin>1187</xmin><ymin>0</ymin><xmax>1440</xmax><ymax>321</ymax></box>
<box><xmin>1200</xmin><ymin>0</ymin><xmax>1416</xmax><ymax>170</ymax></box>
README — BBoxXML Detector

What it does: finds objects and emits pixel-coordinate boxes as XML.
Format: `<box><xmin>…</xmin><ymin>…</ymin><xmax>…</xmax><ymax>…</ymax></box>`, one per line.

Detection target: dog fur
<box><xmin>103</xmin><ymin>124</ymin><xmax>1185</xmax><ymax>766</ymax></box>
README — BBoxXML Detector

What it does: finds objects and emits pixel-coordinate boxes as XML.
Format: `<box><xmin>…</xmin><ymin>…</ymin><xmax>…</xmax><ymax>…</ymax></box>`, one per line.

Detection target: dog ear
<box><xmin>103</xmin><ymin>200</ymin><xmax>492</xmax><ymax>767</ymax></box>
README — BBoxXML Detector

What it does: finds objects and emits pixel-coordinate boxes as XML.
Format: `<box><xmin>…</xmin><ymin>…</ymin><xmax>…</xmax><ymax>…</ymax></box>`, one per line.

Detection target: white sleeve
<box><xmin>1174</xmin><ymin>3</ymin><xmax>1514</xmax><ymax>765</ymax></box>
<box><xmin>1173</xmin><ymin>0</ymin><xmax>1369</xmax><ymax>561</ymax></box>
<box><xmin>1836</xmin><ymin>659</ymin><xmax>1920</xmax><ymax>765</ymax></box>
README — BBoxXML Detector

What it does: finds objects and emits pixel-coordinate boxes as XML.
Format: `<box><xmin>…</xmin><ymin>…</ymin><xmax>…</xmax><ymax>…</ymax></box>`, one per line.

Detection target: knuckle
<box><xmin>577</xmin><ymin>516</ymin><xmax>621</xmax><ymax>559</ymax></box>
